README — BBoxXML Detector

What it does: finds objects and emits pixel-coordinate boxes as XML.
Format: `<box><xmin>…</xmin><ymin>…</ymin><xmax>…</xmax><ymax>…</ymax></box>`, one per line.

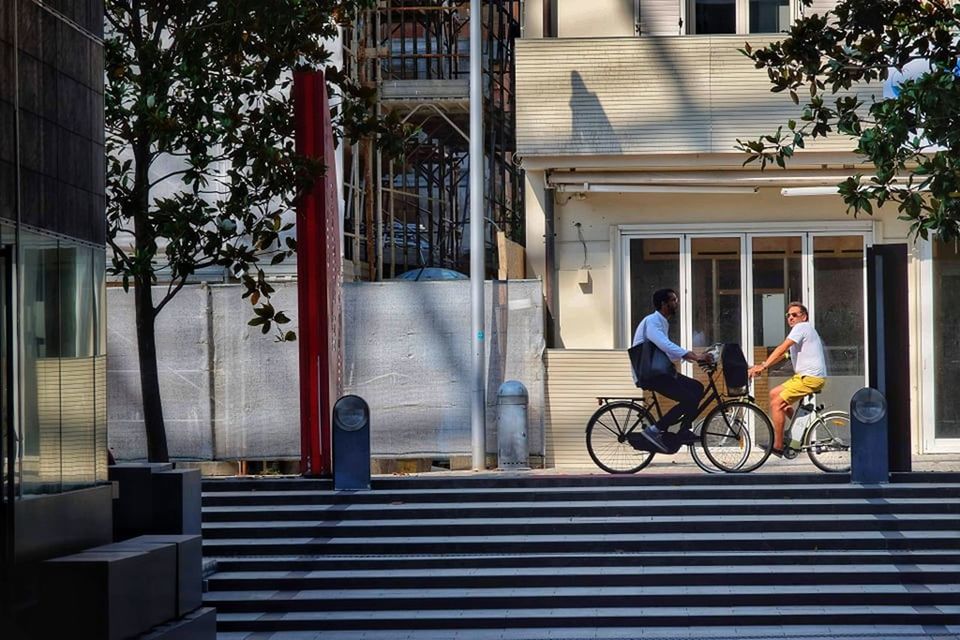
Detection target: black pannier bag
<box><xmin>721</xmin><ymin>343</ymin><xmax>749</xmax><ymax>396</ymax></box>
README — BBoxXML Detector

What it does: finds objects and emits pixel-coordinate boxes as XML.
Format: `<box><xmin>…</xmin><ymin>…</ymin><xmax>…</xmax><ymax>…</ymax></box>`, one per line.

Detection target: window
<box><xmin>688</xmin><ymin>0</ymin><xmax>792</xmax><ymax>34</ymax></box>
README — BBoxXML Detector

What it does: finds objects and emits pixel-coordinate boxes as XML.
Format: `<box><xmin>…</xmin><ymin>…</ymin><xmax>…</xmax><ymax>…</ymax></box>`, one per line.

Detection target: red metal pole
<box><xmin>294</xmin><ymin>70</ymin><xmax>341</xmax><ymax>476</ymax></box>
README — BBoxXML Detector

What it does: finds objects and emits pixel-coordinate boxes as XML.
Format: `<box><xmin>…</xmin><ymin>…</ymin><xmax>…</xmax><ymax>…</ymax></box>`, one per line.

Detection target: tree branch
<box><xmin>149</xmin><ymin>169</ymin><xmax>192</xmax><ymax>188</ymax></box>
<box><xmin>106</xmin><ymin>235</ymin><xmax>135</xmax><ymax>272</ymax></box>
<box><xmin>153</xmin><ymin>277</ymin><xmax>188</xmax><ymax>316</ymax></box>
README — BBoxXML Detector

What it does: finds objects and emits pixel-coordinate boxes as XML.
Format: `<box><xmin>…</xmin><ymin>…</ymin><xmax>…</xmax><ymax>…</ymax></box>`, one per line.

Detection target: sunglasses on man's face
<box><xmin>785</xmin><ymin>312</ymin><xmax>803</xmax><ymax>319</ymax></box>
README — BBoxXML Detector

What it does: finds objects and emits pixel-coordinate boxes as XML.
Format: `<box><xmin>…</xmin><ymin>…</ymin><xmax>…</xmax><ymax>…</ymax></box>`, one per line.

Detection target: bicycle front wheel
<box><xmin>805</xmin><ymin>410</ymin><xmax>851</xmax><ymax>473</ymax></box>
<box><xmin>689</xmin><ymin>421</ymin><xmax>729</xmax><ymax>474</ymax></box>
<box><xmin>701</xmin><ymin>400</ymin><xmax>773</xmax><ymax>473</ymax></box>
<box><xmin>585</xmin><ymin>401</ymin><xmax>656</xmax><ymax>474</ymax></box>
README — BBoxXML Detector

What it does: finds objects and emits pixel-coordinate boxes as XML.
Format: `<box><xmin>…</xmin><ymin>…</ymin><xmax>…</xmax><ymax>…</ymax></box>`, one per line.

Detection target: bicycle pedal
<box><xmin>782</xmin><ymin>447</ymin><xmax>799</xmax><ymax>460</ymax></box>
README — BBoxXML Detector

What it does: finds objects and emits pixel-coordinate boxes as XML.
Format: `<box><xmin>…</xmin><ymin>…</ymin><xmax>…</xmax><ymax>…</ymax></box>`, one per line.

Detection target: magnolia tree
<box><xmin>105</xmin><ymin>0</ymin><xmax>406</xmax><ymax>462</ymax></box>
<box><xmin>738</xmin><ymin>0</ymin><xmax>960</xmax><ymax>239</ymax></box>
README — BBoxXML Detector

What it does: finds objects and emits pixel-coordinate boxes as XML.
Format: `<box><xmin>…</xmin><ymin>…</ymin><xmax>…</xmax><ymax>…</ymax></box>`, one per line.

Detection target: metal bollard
<box><xmin>333</xmin><ymin>395</ymin><xmax>371</xmax><ymax>490</ymax></box>
<box><xmin>497</xmin><ymin>381</ymin><xmax>530</xmax><ymax>470</ymax></box>
<box><xmin>850</xmin><ymin>387</ymin><xmax>889</xmax><ymax>484</ymax></box>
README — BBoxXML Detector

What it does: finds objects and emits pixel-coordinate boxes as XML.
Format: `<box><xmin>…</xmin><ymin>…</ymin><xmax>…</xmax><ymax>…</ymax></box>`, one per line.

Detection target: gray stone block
<box><xmin>152</xmin><ymin>468</ymin><xmax>201</xmax><ymax>535</ymax></box>
<box><xmin>108</xmin><ymin>462</ymin><xmax>174</xmax><ymax>540</ymax></box>
<box><xmin>136</xmin><ymin>534</ymin><xmax>203</xmax><ymax>617</ymax></box>
<box><xmin>139</xmin><ymin>607</ymin><xmax>216</xmax><ymax>640</ymax></box>
<box><xmin>41</xmin><ymin>548</ymin><xmax>176</xmax><ymax>640</ymax></box>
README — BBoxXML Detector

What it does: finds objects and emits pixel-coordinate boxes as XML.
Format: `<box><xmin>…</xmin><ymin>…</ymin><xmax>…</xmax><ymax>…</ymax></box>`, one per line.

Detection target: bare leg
<box><xmin>768</xmin><ymin>385</ymin><xmax>792</xmax><ymax>450</ymax></box>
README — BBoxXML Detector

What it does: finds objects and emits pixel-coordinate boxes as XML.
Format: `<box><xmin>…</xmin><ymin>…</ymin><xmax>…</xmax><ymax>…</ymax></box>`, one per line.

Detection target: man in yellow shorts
<box><xmin>748</xmin><ymin>302</ymin><xmax>826</xmax><ymax>456</ymax></box>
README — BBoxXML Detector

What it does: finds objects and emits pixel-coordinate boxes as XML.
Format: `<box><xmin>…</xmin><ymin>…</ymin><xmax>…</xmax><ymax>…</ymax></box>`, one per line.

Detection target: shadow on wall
<box><xmin>569</xmin><ymin>71</ymin><xmax>621</xmax><ymax>154</ymax></box>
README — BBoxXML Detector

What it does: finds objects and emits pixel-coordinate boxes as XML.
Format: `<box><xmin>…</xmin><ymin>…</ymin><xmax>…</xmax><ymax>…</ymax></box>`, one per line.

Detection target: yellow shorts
<box><xmin>779</xmin><ymin>374</ymin><xmax>826</xmax><ymax>405</ymax></box>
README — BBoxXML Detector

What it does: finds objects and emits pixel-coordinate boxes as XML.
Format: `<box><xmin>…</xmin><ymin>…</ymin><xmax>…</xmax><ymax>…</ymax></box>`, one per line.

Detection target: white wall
<box><xmin>559</xmin><ymin>0</ymin><xmax>635</xmax><ymax>37</ymax></box>
<box><xmin>516</xmin><ymin>36</ymin><xmax>876</xmax><ymax>158</ymax></box>
<box><xmin>108</xmin><ymin>280</ymin><xmax>545</xmax><ymax>462</ymax></box>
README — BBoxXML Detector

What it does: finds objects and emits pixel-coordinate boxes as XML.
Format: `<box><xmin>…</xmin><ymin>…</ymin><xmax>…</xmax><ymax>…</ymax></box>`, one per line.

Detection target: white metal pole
<box><xmin>470</xmin><ymin>0</ymin><xmax>486</xmax><ymax>470</ymax></box>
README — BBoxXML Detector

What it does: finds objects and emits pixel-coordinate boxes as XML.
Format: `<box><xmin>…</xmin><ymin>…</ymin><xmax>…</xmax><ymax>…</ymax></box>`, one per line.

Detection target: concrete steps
<box><xmin>202</xmin><ymin>474</ymin><xmax>960</xmax><ymax>637</ymax></box>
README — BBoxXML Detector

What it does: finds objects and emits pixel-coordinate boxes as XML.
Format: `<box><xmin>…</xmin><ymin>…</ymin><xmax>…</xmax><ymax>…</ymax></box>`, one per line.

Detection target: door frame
<box><xmin>918</xmin><ymin>239</ymin><xmax>960</xmax><ymax>453</ymax></box>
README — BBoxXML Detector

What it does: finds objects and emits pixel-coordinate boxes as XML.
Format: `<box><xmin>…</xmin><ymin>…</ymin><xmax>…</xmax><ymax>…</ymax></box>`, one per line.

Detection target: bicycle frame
<box><xmin>642</xmin><ymin>367</ymin><xmax>748</xmax><ymax>429</ymax></box>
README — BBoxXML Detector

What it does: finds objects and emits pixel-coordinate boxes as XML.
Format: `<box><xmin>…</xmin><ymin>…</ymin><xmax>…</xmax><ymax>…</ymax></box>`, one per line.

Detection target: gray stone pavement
<box><xmin>396</xmin><ymin>452</ymin><xmax>960</xmax><ymax>478</ymax></box>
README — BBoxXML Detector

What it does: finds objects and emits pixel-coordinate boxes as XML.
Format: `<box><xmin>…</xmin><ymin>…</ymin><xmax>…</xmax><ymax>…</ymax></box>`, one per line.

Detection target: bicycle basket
<box><xmin>721</xmin><ymin>343</ymin><xmax>749</xmax><ymax>396</ymax></box>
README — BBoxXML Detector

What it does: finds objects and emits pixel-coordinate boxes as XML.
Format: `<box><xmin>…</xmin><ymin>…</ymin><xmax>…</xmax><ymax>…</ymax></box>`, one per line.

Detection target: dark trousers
<box><xmin>645</xmin><ymin>372</ymin><xmax>704</xmax><ymax>431</ymax></box>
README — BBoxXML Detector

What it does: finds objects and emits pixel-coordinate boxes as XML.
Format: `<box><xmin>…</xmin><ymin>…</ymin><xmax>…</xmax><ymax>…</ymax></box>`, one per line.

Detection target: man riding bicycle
<box><xmin>627</xmin><ymin>288</ymin><xmax>712</xmax><ymax>453</ymax></box>
<box><xmin>748</xmin><ymin>301</ymin><xmax>827</xmax><ymax>457</ymax></box>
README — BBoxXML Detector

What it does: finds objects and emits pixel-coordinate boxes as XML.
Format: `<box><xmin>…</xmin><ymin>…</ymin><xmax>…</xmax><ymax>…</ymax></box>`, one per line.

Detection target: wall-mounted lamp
<box><xmin>557</xmin><ymin>184</ymin><xmax>758</xmax><ymax>195</ymax></box>
<box><xmin>780</xmin><ymin>186</ymin><xmax>840</xmax><ymax>197</ymax></box>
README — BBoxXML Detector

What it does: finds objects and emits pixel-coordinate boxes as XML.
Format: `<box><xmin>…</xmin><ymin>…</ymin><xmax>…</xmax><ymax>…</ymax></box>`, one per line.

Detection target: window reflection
<box><xmin>694</xmin><ymin>0</ymin><xmax>736</xmax><ymax>34</ymax></box>
<box><xmin>750</xmin><ymin>0</ymin><xmax>790</xmax><ymax>33</ymax></box>
<box><xmin>813</xmin><ymin>235</ymin><xmax>865</xmax><ymax>411</ymax></box>
<box><xmin>629</xmin><ymin>238</ymin><xmax>680</xmax><ymax>345</ymax></box>
<box><xmin>21</xmin><ymin>234</ymin><xmax>62</xmax><ymax>494</ymax></box>
<box><xmin>933</xmin><ymin>238</ymin><xmax>960</xmax><ymax>439</ymax></box>
<box><xmin>691</xmin><ymin>237</ymin><xmax>741</xmax><ymax>348</ymax></box>
<box><xmin>20</xmin><ymin>232</ymin><xmax>105</xmax><ymax>495</ymax></box>
<box><xmin>59</xmin><ymin>245</ymin><xmax>96</xmax><ymax>490</ymax></box>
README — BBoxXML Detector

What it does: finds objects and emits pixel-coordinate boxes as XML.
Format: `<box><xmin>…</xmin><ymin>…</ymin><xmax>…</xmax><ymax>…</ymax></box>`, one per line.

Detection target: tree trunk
<box><xmin>134</xmin><ymin>276</ymin><xmax>169</xmax><ymax>463</ymax></box>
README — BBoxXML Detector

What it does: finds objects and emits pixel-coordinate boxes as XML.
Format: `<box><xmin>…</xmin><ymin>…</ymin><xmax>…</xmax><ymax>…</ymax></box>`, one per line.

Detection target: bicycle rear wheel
<box><xmin>805</xmin><ymin>410</ymin><xmax>851</xmax><ymax>473</ymax></box>
<box><xmin>700</xmin><ymin>400</ymin><xmax>773</xmax><ymax>473</ymax></box>
<box><xmin>586</xmin><ymin>401</ymin><xmax>656</xmax><ymax>474</ymax></box>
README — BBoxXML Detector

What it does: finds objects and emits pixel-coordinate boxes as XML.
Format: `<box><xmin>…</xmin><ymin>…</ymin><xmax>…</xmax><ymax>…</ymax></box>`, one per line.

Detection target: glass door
<box><xmin>928</xmin><ymin>238</ymin><xmax>960</xmax><ymax>450</ymax></box>
<box><xmin>626</xmin><ymin>237</ymin><xmax>681</xmax><ymax>346</ymax></box>
<box><xmin>811</xmin><ymin>235</ymin><xmax>866</xmax><ymax>410</ymax></box>
<box><xmin>688</xmin><ymin>236</ymin><xmax>745</xmax><ymax>350</ymax></box>
<box><xmin>748</xmin><ymin>235</ymin><xmax>803</xmax><ymax>406</ymax></box>
<box><xmin>624</xmin><ymin>227</ymin><xmax>868</xmax><ymax>418</ymax></box>
<box><xmin>685</xmin><ymin>236</ymin><xmax>746</xmax><ymax>397</ymax></box>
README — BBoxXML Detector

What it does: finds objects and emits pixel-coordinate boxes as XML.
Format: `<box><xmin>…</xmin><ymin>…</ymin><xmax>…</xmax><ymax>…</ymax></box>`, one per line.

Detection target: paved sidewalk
<box><xmin>396</xmin><ymin>452</ymin><xmax>960</xmax><ymax>478</ymax></box>
<box><xmin>219</xmin><ymin>625</ymin><xmax>960</xmax><ymax>640</ymax></box>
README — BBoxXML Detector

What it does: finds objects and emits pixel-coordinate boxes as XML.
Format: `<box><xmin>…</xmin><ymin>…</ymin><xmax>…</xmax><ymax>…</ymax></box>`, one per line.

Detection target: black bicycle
<box><xmin>586</xmin><ymin>345</ymin><xmax>774</xmax><ymax>474</ymax></box>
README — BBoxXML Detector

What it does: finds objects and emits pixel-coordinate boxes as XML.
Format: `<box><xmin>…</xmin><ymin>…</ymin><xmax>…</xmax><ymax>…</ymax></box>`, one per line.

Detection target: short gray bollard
<box><xmin>497</xmin><ymin>381</ymin><xmax>530</xmax><ymax>470</ymax></box>
<box><xmin>333</xmin><ymin>395</ymin><xmax>371</xmax><ymax>490</ymax></box>
<box><xmin>850</xmin><ymin>387</ymin><xmax>889</xmax><ymax>484</ymax></box>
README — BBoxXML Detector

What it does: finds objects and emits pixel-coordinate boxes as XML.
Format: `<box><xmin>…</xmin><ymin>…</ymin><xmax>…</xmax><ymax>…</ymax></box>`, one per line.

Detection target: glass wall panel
<box><xmin>750</xmin><ymin>0</ymin><xmax>790</xmax><ymax>33</ymax></box>
<box><xmin>93</xmin><ymin>249</ymin><xmax>107</xmax><ymax>483</ymax></box>
<box><xmin>59</xmin><ymin>245</ymin><xmax>96</xmax><ymax>490</ymax></box>
<box><xmin>750</xmin><ymin>236</ymin><xmax>802</xmax><ymax>407</ymax></box>
<box><xmin>690</xmin><ymin>237</ymin><xmax>741</xmax><ymax>349</ymax></box>
<box><xmin>813</xmin><ymin>235</ymin><xmax>865</xmax><ymax>411</ymax></box>
<box><xmin>629</xmin><ymin>238</ymin><xmax>680</xmax><ymax>344</ymax></box>
<box><xmin>1</xmin><ymin>228</ymin><xmax>13</xmax><ymax>509</ymax></box>
<box><xmin>21</xmin><ymin>232</ymin><xmax>61</xmax><ymax>494</ymax></box>
<box><xmin>694</xmin><ymin>0</ymin><xmax>736</xmax><ymax>34</ymax></box>
<box><xmin>933</xmin><ymin>238</ymin><xmax>960</xmax><ymax>439</ymax></box>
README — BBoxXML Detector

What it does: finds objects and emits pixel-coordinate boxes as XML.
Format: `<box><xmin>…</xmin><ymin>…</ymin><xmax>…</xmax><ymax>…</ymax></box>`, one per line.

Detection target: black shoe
<box><xmin>626</xmin><ymin>432</ymin><xmax>654</xmax><ymax>452</ymax></box>
<box><xmin>675</xmin><ymin>428</ymin><xmax>698</xmax><ymax>445</ymax></box>
<box><xmin>769</xmin><ymin>447</ymin><xmax>785</xmax><ymax>458</ymax></box>
<box><xmin>639</xmin><ymin>426</ymin><xmax>670</xmax><ymax>453</ymax></box>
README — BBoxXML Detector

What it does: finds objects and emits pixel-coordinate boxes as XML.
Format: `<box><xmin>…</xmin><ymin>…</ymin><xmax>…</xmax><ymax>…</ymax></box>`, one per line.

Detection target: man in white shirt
<box><xmin>627</xmin><ymin>288</ymin><xmax>712</xmax><ymax>453</ymax></box>
<box><xmin>748</xmin><ymin>301</ymin><xmax>827</xmax><ymax>456</ymax></box>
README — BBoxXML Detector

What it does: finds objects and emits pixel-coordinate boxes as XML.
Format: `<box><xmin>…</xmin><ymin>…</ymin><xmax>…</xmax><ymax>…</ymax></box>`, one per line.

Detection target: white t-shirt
<box><xmin>786</xmin><ymin>321</ymin><xmax>827</xmax><ymax>378</ymax></box>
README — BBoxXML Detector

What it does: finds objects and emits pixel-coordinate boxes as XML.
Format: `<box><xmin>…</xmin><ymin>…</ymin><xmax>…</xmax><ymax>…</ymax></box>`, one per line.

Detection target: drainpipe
<box><xmin>544</xmin><ymin>187</ymin><xmax>557</xmax><ymax>348</ymax></box>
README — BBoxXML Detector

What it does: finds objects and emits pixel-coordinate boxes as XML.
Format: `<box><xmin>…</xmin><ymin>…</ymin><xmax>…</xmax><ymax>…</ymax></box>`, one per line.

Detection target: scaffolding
<box><xmin>342</xmin><ymin>0</ymin><xmax>523</xmax><ymax>281</ymax></box>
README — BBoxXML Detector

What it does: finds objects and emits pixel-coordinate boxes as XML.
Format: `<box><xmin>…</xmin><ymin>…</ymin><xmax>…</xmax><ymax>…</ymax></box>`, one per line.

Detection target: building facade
<box><xmin>517</xmin><ymin>0</ymin><xmax>959</xmax><ymax>466</ymax></box>
<box><xmin>1</xmin><ymin>0</ymin><xmax>110</xmax><ymax>610</ymax></box>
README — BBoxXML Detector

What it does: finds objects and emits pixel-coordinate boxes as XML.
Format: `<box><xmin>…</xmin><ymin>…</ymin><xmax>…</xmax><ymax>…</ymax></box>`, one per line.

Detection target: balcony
<box><xmin>515</xmin><ymin>35</ymin><xmax>878</xmax><ymax>159</ymax></box>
